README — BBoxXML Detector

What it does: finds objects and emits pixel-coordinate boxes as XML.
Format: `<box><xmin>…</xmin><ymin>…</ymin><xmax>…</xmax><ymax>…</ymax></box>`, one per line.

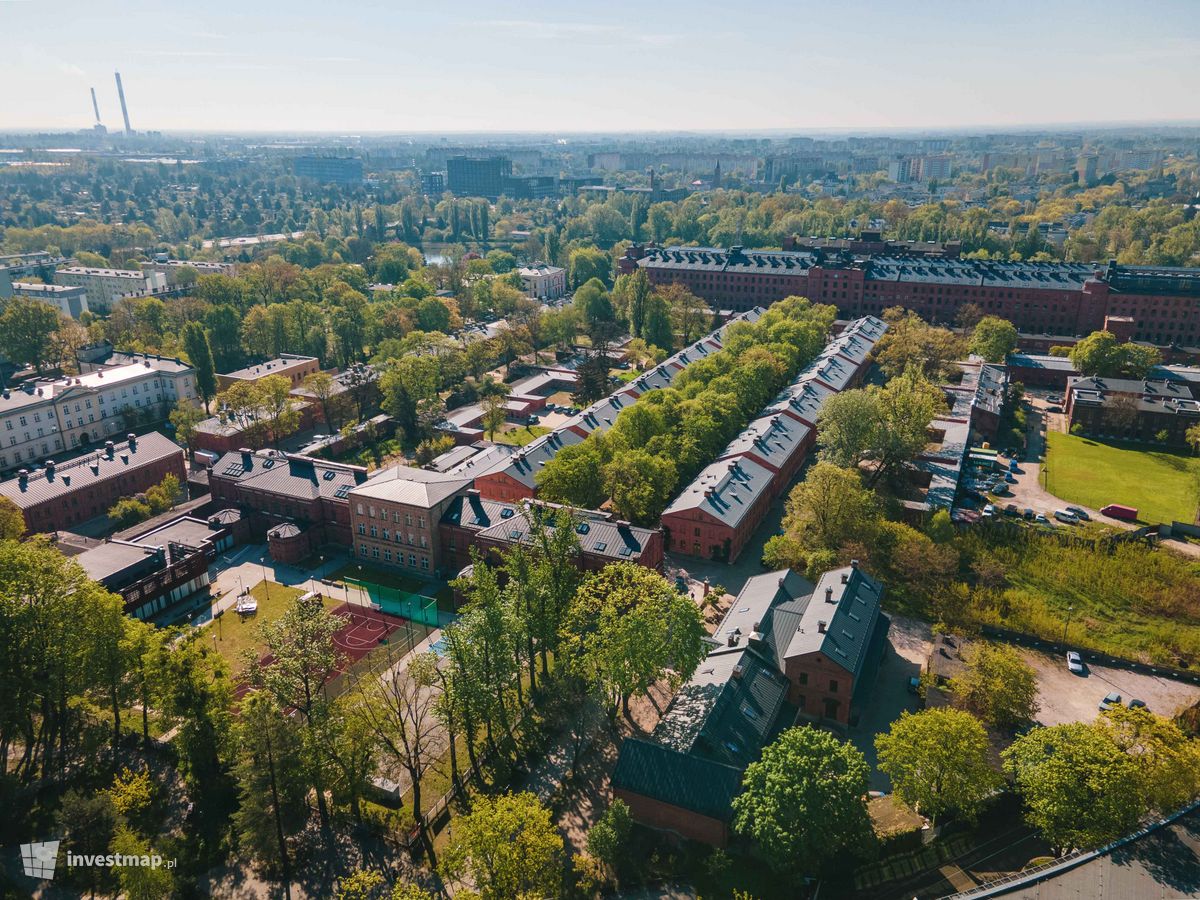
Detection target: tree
<box><xmin>733</xmin><ymin>726</ymin><xmax>874</xmax><ymax>875</ymax></box>
<box><xmin>1095</xmin><ymin>705</ymin><xmax>1200</xmax><ymax>814</ymax></box>
<box><xmin>586</xmin><ymin>798</ymin><xmax>633</xmax><ymax>883</ymax></box>
<box><xmin>111</xmin><ymin>827</ymin><xmax>175</xmax><ymax>900</ymax></box>
<box><xmin>302</xmin><ymin>372</ymin><xmax>342</xmax><ymax>430</ymax></box>
<box><xmin>568</xmin><ymin>246</ymin><xmax>611</xmax><ymax>288</ymax></box>
<box><xmin>0</xmin><ymin>297</ymin><xmax>62</xmax><ymax>373</ymax></box>
<box><xmin>168</xmin><ymin>399</ymin><xmax>206</xmax><ymax>453</ymax></box>
<box><xmin>602</xmin><ymin>448</ymin><xmax>677</xmax><ymax>524</ymax></box>
<box><xmin>1003</xmin><ymin>722</ymin><xmax>1145</xmax><ymax>854</ymax></box>
<box><xmin>875</xmin><ymin>708</ymin><xmax>1000</xmax><ymax>826</ymax></box>
<box><xmin>949</xmin><ymin>642</ymin><xmax>1039</xmax><ymax>730</ymax></box>
<box><xmin>481</xmin><ymin>394</ymin><xmax>507</xmax><ymax>440</ymax></box>
<box><xmin>874</xmin><ymin>308</ymin><xmax>966</xmax><ymax>380</ymax></box>
<box><xmin>612</xmin><ymin>270</ymin><xmax>652</xmax><ymax>336</ymax></box>
<box><xmin>439</xmin><ymin>792</ymin><xmax>563</xmax><ymax>900</ymax></box>
<box><xmin>145</xmin><ymin>473</ymin><xmax>183</xmax><ymax>514</ymax></box>
<box><xmin>777</xmin><ymin>462</ymin><xmax>880</xmax><ymax>555</ymax></box>
<box><xmin>641</xmin><ymin>292</ymin><xmax>673</xmax><ymax>351</ymax></box>
<box><xmin>233</xmin><ymin>691</ymin><xmax>307</xmax><ymax>879</ymax></box>
<box><xmin>562</xmin><ymin>562</ymin><xmax>706</xmax><ymax>716</ymax></box>
<box><xmin>109</xmin><ymin>496</ymin><xmax>153</xmax><ymax>527</ymax></box>
<box><xmin>1187</xmin><ymin>423</ymin><xmax>1200</xmax><ymax>455</ymax></box>
<box><xmin>661</xmin><ymin>283</ymin><xmax>711</xmax><ymax>345</ymax></box>
<box><xmin>969</xmin><ymin>316</ymin><xmax>1018</xmax><ymax>362</ymax></box>
<box><xmin>536</xmin><ymin>439</ymin><xmax>609</xmax><ymax>508</ymax></box>
<box><xmin>0</xmin><ymin>495</ymin><xmax>26</xmax><ymax>539</ymax></box>
<box><xmin>1069</xmin><ymin>329</ymin><xmax>1162</xmax><ymax>378</ymax></box>
<box><xmin>573</xmin><ymin>277</ymin><xmax>615</xmax><ymax>330</ymax></box>
<box><xmin>257</xmin><ymin>374</ymin><xmax>301</xmax><ymax>447</ymax></box>
<box><xmin>181</xmin><ymin>322</ymin><xmax>218</xmax><ymax>411</ymax></box>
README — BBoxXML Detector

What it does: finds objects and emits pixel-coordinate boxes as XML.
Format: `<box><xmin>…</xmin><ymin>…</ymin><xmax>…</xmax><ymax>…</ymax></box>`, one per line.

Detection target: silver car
<box><xmin>1066</xmin><ymin>651</ymin><xmax>1084</xmax><ymax>675</ymax></box>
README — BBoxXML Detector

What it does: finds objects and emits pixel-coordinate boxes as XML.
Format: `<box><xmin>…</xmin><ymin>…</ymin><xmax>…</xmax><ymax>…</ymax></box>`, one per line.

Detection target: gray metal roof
<box><xmin>209</xmin><ymin>449</ymin><xmax>367</xmax><ymax>502</ymax></box>
<box><xmin>0</xmin><ymin>432</ymin><xmax>183</xmax><ymax>510</ymax></box>
<box><xmin>351</xmin><ymin>466</ymin><xmax>472</xmax><ymax>508</ymax></box>
<box><xmin>786</xmin><ymin>565</ymin><xmax>885</xmax><ymax>677</ymax></box>
<box><xmin>661</xmin><ymin>456</ymin><xmax>774</xmax><ymax>527</ymax></box>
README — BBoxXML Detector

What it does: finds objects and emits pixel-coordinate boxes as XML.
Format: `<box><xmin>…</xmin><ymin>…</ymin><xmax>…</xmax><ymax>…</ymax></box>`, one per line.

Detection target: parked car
<box><xmin>1047</xmin><ymin>405</ymin><xmax>1063</xmax><ymax>414</ymax></box>
<box><xmin>1023</xmin><ymin>508</ymin><xmax>1035</xmax><ymax>520</ymax></box>
<box><xmin>1009</xmin><ymin>460</ymin><xmax>1020</xmax><ymax>472</ymax></box>
<box><xmin>1004</xmin><ymin>504</ymin><xmax>1019</xmax><ymax>516</ymax></box>
<box><xmin>982</xmin><ymin>504</ymin><xmax>996</xmax><ymax>518</ymax></box>
<box><xmin>1100</xmin><ymin>504</ymin><xmax>1138</xmax><ymax>522</ymax></box>
<box><xmin>1065</xmin><ymin>506</ymin><xmax>1090</xmax><ymax>521</ymax></box>
<box><xmin>1053</xmin><ymin>509</ymin><xmax>1079</xmax><ymax>524</ymax></box>
<box><xmin>1004</xmin><ymin>472</ymin><xmax>1017</xmax><ymax>483</ymax></box>
<box><xmin>1099</xmin><ymin>692</ymin><xmax>1123</xmax><ymax>712</ymax></box>
<box><xmin>992</xmin><ymin>485</ymin><xmax>1011</xmax><ymax>496</ymax></box>
<box><xmin>1066</xmin><ymin>650</ymin><xmax>1085</xmax><ymax>675</ymax></box>
<box><xmin>1128</xmin><ymin>698</ymin><xmax>1148</xmax><ymax>710</ymax></box>
<box><xmin>1047</xmin><ymin>394</ymin><xmax>1063</xmax><ymax>404</ymax></box>
<box><xmin>1035</xmin><ymin>513</ymin><xmax>1051</xmax><ymax>525</ymax></box>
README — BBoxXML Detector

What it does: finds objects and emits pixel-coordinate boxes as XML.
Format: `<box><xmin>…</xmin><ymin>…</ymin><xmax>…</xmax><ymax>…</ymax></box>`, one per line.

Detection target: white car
<box><xmin>1054</xmin><ymin>509</ymin><xmax>1079</xmax><ymax>524</ymax></box>
<box><xmin>1066</xmin><ymin>651</ymin><xmax>1085</xmax><ymax>675</ymax></box>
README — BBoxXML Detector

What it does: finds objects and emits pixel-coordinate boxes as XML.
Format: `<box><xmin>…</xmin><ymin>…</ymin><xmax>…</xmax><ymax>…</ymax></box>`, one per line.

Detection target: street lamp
<box><xmin>1062</xmin><ymin>604</ymin><xmax>1074</xmax><ymax>645</ymax></box>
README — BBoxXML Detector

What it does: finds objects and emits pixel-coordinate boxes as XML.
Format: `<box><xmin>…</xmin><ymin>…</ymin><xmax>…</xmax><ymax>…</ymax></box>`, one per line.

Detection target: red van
<box><xmin>1100</xmin><ymin>504</ymin><xmax>1138</xmax><ymax>522</ymax></box>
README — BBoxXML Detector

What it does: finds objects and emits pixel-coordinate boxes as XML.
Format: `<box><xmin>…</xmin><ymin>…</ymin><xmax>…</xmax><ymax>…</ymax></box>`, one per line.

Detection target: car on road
<box><xmin>1100</xmin><ymin>503</ymin><xmax>1139</xmax><ymax>522</ymax></box>
<box><xmin>1065</xmin><ymin>506</ymin><xmax>1090</xmax><ymax>521</ymax></box>
<box><xmin>1128</xmin><ymin>698</ymin><xmax>1148</xmax><ymax>710</ymax></box>
<box><xmin>1054</xmin><ymin>509</ymin><xmax>1079</xmax><ymax>524</ymax></box>
<box><xmin>1066</xmin><ymin>651</ymin><xmax>1085</xmax><ymax>675</ymax></box>
<box><xmin>1099</xmin><ymin>691</ymin><xmax>1123</xmax><ymax>712</ymax></box>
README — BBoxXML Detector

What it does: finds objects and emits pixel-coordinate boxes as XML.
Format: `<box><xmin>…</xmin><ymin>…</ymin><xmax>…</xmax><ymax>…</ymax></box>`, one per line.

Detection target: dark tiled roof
<box><xmin>786</xmin><ymin>565</ymin><xmax>886</xmax><ymax>677</ymax></box>
<box><xmin>210</xmin><ymin>449</ymin><xmax>367</xmax><ymax>502</ymax></box>
<box><xmin>612</xmin><ymin>738</ymin><xmax>743</xmax><ymax>822</ymax></box>
<box><xmin>472</xmin><ymin>504</ymin><xmax>655</xmax><ymax>562</ymax></box>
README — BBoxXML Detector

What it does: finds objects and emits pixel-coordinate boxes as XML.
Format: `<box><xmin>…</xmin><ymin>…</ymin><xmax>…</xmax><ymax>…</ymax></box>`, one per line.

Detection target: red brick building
<box><xmin>207</xmin><ymin>448</ymin><xmax>367</xmax><ymax>562</ymax></box>
<box><xmin>623</xmin><ymin>246</ymin><xmax>1200</xmax><ymax>349</ymax></box>
<box><xmin>0</xmin><ymin>432</ymin><xmax>185</xmax><ymax>534</ymax></box>
<box><xmin>612</xmin><ymin>565</ymin><xmax>888</xmax><ymax>845</ymax></box>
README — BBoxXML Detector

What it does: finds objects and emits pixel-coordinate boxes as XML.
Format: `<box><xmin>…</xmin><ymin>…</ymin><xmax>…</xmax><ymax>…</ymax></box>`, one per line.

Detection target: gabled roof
<box><xmin>764</xmin><ymin>376</ymin><xmax>838</xmax><ymax>426</ymax></box>
<box><xmin>661</xmin><ymin>456</ymin><xmax>774</xmax><ymax>527</ymax></box>
<box><xmin>351</xmin><ymin>466</ymin><xmax>472</xmax><ymax>508</ymax></box>
<box><xmin>718</xmin><ymin>413</ymin><xmax>810</xmax><ymax>472</ymax></box>
<box><xmin>611</xmin><ymin>738</ymin><xmax>744</xmax><ymax>822</ymax></box>
<box><xmin>785</xmin><ymin>565</ymin><xmax>885</xmax><ymax>677</ymax></box>
<box><xmin>0</xmin><ymin>432</ymin><xmax>183</xmax><ymax>510</ymax></box>
<box><xmin>472</xmin><ymin>503</ymin><xmax>656</xmax><ymax>562</ymax></box>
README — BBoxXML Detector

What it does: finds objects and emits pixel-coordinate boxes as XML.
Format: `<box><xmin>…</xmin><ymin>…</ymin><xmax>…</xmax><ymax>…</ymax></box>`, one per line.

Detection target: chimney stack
<box><xmin>818</xmin><ymin>620</ymin><xmax>827</xmax><ymax>634</ymax></box>
<box><xmin>826</xmin><ymin>586</ymin><xmax>834</xmax><ymax>602</ymax></box>
<box><xmin>114</xmin><ymin>71</ymin><xmax>132</xmax><ymax>135</ymax></box>
<box><xmin>127</xmin><ymin>433</ymin><xmax>137</xmax><ymax>451</ymax></box>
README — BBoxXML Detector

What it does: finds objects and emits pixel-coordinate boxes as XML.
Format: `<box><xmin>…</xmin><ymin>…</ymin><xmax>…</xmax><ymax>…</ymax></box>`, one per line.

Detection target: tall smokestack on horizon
<box><xmin>114</xmin><ymin>71</ymin><xmax>132</xmax><ymax>135</ymax></box>
<box><xmin>90</xmin><ymin>87</ymin><xmax>101</xmax><ymax>125</ymax></box>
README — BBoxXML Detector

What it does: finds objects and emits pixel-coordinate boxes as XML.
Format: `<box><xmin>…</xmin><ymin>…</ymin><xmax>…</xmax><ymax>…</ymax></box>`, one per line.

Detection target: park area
<box><xmin>1044</xmin><ymin>431</ymin><xmax>1200</xmax><ymax>524</ymax></box>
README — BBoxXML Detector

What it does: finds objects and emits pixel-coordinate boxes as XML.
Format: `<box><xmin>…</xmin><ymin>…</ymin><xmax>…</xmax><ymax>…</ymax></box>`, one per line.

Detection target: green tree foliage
<box><xmin>817</xmin><ymin>368</ymin><xmax>947</xmax><ymax>486</ymax></box>
<box><xmin>1095</xmin><ymin>705</ymin><xmax>1200</xmax><ymax>814</ymax></box>
<box><xmin>168</xmin><ymin>399</ymin><xmax>206</xmax><ymax>452</ymax></box>
<box><xmin>562</xmin><ymin>563</ymin><xmax>705</xmax><ymax>715</ymax></box>
<box><xmin>1003</xmin><ymin>722</ymin><xmax>1144</xmax><ymax>854</ymax></box>
<box><xmin>573</xmin><ymin>277</ymin><xmax>615</xmax><ymax>330</ymax></box>
<box><xmin>949</xmin><ymin>642</ymin><xmax>1039</xmax><ymax>730</ymax></box>
<box><xmin>586</xmin><ymin>798</ymin><xmax>634</xmax><ymax>882</ymax></box>
<box><xmin>0</xmin><ymin>495</ymin><xmax>25</xmax><ymax>538</ymax></box>
<box><xmin>1069</xmin><ymin>329</ymin><xmax>1162</xmax><ymax>378</ymax></box>
<box><xmin>181</xmin><ymin>321</ymin><xmax>218</xmax><ymax>410</ymax></box>
<box><xmin>640</xmin><ymin>292</ymin><xmax>674</xmax><ymax>351</ymax></box>
<box><xmin>875</xmin><ymin>708</ymin><xmax>1000</xmax><ymax>826</ymax></box>
<box><xmin>733</xmin><ymin>726</ymin><xmax>874</xmax><ymax>875</ymax></box>
<box><xmin>439</xmin><ymin>792</ymin><xmax>564</xmax><ymax>900</ymax></box>
<box><xmin>874</xmin><ymin>308</ymin><xmax>966</xmax><ymax>380</ymax></box>
<box><xmin>568</xmin><ymin>246</ymin><xmax>611</xmax><ymax>288</ymax></box>
<box><xmin>968</xmin><ymin>315</ymin><xmax>1019</xmax><ymax>362</ymax></box>
<box><xmin>0</xmin><ymin>297</ymin><xmax>63</xmax><ymax>373</ymax></box>
<box><xmin>767</xmin><ymin>462</ymin><xmax>880</xmax><ymax>564</ymax></box>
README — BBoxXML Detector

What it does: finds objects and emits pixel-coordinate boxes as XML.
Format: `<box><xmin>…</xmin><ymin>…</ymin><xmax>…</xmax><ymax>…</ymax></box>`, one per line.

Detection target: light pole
<box><xmin>1062</xmin><ymin>604</ymin><xmax>1074</xmax><ymax>645</ymax></box>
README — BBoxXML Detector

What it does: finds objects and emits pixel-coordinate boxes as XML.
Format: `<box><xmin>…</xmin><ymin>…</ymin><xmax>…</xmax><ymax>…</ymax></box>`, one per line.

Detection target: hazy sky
<box><xmin>3</xmin><ymin>0</ymin><xmax>1198</xmax><ymax>133</ymax></box>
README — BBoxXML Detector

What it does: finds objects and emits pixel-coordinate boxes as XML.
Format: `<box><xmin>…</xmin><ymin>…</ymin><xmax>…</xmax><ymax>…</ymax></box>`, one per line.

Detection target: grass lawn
<box><xmin>1044</xmin><ymin>431</ymin><xmax>1200</xmax><ymax>524</ymax></box>
<box><xmin>206</xmin><ymin>580</ymin><xmax>328</xmax><ymax>671</ymax></box>
<box><xmin>493</xmin><ymin>424</ymin><xmax>551</xmax><ymax>446</ymax></box>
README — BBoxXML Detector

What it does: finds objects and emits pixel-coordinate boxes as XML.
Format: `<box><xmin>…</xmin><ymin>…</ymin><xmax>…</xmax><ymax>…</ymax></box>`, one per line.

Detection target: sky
<box><xmin>2</xmin><ymin>0</ymin><xmax>1198</xmax><ymax>134</ymax></box>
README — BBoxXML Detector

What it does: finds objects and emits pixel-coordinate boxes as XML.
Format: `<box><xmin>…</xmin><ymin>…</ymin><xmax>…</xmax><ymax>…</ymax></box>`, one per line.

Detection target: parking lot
<box><xmin>1023</xmin><ymin>648</ymin><xmax>1200</xmax><ymax>726</ymax></box>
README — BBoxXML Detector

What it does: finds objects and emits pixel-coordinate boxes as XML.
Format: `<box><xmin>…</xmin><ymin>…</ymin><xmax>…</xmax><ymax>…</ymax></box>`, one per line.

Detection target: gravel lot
<box><xmin>1023</xmin><ymin>648</ymin><xmax>1200</xmax><ymax>726</ymax></box>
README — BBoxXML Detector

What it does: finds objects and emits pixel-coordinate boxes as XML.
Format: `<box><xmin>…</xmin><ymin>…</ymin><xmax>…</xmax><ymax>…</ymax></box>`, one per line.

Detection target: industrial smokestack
<box><xmin>114</xmin><ymin>71</ymin><xmax>132</xmax><ymax>135</ymax></box>
<box><xmin>90</xmin><ymin>87</ymin><xmax>101</xmax><ymax>124</ymax></box>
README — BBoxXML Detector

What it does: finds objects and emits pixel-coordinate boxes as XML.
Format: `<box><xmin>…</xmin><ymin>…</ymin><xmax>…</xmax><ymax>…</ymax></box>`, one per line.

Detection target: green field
<box><xmin>493</xmin><ymin>424</ymin><xmax>551</xmax><ymax>446</ymax></box>
<box><xmin>1044</xmin><ymin>431</ymin><xmax>1200</xmax><ymax>524</ymax></box>
<box><xmin>207</xmin><ymin>580</ymin><xmax>326</xmax><ymax>671</ymax></box>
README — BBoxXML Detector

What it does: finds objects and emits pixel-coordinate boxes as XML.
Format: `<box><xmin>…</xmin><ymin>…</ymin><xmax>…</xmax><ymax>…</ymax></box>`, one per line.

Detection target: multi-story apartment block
<box><xmin>217</xmin><ymin>354</ymin><xmax>321</xmax><ymax>391</ymax></box>
<box><xmin>6</xmin><ymin>282</ymin><xmax>89</xmax><ymax>317</ymax></box>
<box><xmin>0</xmin><ymin>355</ymin><xmax>197</xmax><ymax>474</ymax></box>
<box><xmin>53</xmin><ymin>266</ymin><xmax>166</xmax><ymax>309</ymax></box>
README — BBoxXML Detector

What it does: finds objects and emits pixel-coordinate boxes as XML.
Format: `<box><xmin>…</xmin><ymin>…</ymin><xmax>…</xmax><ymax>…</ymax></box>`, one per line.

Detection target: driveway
<box><xmin>1023</xmin><ymin>648</ymin><xmax>1200</xmax><ymax>726</ymax></box>
<box><xmin>847</xmin><ymin>615</ymin><xmax>933</xmax><ymax>792</ymax></box>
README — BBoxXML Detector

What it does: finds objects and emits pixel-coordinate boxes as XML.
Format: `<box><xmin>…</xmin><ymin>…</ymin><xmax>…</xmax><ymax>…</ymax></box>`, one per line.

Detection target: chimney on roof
<box><xmin>18</xmin><ymin>469</ymin><xmax>28</xmax><ymax>487</ymax></box>
<box><xmin>105</xmin><ymin>440</ymin><xmax>114</xmax><ymax>458</ymax></box>
<box><xmin>127</xmin><ymin>433</ymin><xmax>137</xmax><ymax>451</ymax></box>
<box><xmin>850</xmin><ymin>558</ymin><xmax>859</xmax><ymax>569</ymax></box>
<box><xmin>841</xmin><ymin>571</ymin><xmax>849</xmax><ymax>584</ymax></box>
<box><xmin>240</xmin><ymin>447</ymin><xmax>252</xmax><ymax>467</ymax></box>
<box><xmin>45</xmin><ymin>459</ymin><xmax>55</xmax><ymax>478</ymax></box>
<box><xmin>818</xmin><ymin>620</ymin><xmax>827</xmax><ymax>634</ymax></box>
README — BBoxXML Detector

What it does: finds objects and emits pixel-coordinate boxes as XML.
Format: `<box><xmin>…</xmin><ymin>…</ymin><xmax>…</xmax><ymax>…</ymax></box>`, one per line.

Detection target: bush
<box><xmin>109</xmin><ymin>497</ymin><xmax>152</xmax><ymax>527</ymax></box>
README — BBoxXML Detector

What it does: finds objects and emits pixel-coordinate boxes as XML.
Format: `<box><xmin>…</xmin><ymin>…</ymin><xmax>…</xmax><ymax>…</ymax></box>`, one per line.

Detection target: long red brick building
<box><xmin>621</xmin><ymin>245</ymin><xmax>1200</xmax><ymax>349</ymax></box>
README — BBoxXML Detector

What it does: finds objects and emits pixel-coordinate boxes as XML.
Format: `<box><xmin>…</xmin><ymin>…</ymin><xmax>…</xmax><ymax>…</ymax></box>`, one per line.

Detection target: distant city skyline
<box><xmin>2</xmin><ymin>0</ymin><xmax>1198</xmax><ymax>134</ymax></box>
